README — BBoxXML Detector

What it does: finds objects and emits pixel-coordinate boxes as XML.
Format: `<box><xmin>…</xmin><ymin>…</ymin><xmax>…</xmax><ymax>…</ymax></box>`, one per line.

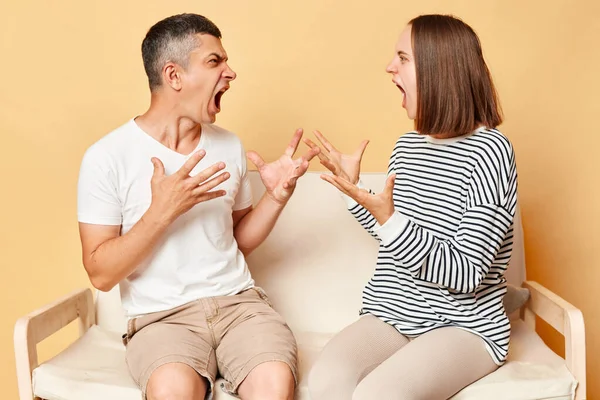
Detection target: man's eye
<box><xmin>209</xmin><ymin>59</ymin><xmax>218</xmax><ymax>64</ymax></box>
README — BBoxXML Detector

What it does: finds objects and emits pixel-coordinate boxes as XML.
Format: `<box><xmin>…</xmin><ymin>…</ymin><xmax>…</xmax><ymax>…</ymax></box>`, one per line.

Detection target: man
<box><xmin>77</xmin><ymin>13</ymin><xmax>318</xmax><ymax>400</ymax></box>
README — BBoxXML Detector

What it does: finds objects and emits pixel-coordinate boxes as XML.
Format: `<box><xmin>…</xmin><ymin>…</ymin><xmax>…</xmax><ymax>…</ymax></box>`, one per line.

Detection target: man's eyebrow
<box><xmin>206</xmin><ymin>52</ymin><xmax>227</xmax><ymax>61</ymax></box>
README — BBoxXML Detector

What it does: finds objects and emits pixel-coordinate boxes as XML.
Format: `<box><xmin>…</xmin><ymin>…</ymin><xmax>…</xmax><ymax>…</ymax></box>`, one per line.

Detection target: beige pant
<box><xmin>124</xmin><ymin>287</ymin><xmax>298</xmax><ymax>399</ymax></box>
<box><xmin>308</xmin><ymin>314</ymin><xmax>498</xmax><ymax>400</ymax></box>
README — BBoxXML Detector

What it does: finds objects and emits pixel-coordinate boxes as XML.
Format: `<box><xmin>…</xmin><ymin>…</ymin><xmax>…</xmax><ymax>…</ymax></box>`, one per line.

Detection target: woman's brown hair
<box><xmin>410</xmin><ymin>14</ymin><xmax>503</xmax><ymax>137</ymax></box>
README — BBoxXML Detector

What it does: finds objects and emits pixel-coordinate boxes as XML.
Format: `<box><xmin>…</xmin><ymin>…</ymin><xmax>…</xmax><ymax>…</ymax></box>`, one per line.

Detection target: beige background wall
<box><xmin>1</xmin><ymin>0</ymin><xmax>599</xmax><ymax>398</ymax></box>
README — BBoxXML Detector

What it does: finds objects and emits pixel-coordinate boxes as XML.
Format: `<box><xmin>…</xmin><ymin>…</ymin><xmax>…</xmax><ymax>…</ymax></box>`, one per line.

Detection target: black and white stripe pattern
<box><xmin>351</xmin><ymin>128</ymin><xmax>517</xmax><ymax>365</ymax></box>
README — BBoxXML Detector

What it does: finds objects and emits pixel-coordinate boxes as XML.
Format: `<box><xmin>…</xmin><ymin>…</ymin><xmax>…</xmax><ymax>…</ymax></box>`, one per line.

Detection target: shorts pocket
<box><xmin>252</xmin><ymin>286</ymin><xmax>273</xmax><ymax>308</ymax></box>
<box><xmin>122</xmin><ymin>317</ymin><xmax>138</xmax><ymax>346</ymax></box>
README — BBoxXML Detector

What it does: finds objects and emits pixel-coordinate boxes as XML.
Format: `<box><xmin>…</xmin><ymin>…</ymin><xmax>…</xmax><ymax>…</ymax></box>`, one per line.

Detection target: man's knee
<box><xmin>146</xmin><ymin>363</ymin><xmax>207</xmax><ymax>400</ymax></box>
<box><xmin>238</xmin><ymin>361</ymin><xmax>295</xmax><ymax>400</ymax></box>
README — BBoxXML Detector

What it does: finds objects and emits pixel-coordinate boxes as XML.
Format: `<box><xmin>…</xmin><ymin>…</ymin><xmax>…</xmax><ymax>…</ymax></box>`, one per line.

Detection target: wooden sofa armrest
<box><xmin>522</xmin><ymin>280</ymin><xmax>586</xmax><ymax>400</ymax></box>
<box><xmin>14</xmin><ymin>288</ymin><xmax>95</xmax><ymax>400</ymax></box>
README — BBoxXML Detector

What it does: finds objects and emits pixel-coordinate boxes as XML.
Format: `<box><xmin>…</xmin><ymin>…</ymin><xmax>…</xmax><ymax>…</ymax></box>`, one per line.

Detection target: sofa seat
<box><xmin>32</xmin><ymin>320</ymin><xmax>576</xmax><ymax>400</ymax></box>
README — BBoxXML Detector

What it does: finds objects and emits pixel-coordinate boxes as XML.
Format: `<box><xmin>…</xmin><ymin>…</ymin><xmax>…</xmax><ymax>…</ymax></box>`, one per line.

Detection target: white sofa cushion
<box><xmin>32</xmin><ymin>326</ymin><xmax>138</xmax><ymax>400</ymax></box>
<box><xmin>33</xmin><ymin>320</ymin><xmax>576</xmax><ymax>400</ymax></box>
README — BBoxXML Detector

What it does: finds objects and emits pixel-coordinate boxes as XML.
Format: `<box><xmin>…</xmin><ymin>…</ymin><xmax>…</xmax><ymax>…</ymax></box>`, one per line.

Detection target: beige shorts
<box><xmin>123</xmin><ymin>287</ymin><xmax>298</xmax><ymax>399</ymax></box>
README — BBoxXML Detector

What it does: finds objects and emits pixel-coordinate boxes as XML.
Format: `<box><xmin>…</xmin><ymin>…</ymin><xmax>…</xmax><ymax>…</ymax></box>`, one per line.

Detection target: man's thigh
<box><xmin>214</xmin><ymin>287</ymin><xmax>298</xmax><ymax>396</ymax></box>
<box><xmin>125</xmin><ymin>305</ymin><xmax>217</xmax><ymax>398</ymax></box>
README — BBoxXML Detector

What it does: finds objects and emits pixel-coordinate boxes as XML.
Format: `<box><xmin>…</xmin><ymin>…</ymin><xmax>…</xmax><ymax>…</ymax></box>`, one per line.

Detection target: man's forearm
<box><xmin>84</xmin><ymin>211</ymin><xmax>170</xmax><ymax>291</ymax></box>
<box><xmin>234</xmin><ymin>194</ymin><xmax>286</xmax><ymax>256</ymax></box>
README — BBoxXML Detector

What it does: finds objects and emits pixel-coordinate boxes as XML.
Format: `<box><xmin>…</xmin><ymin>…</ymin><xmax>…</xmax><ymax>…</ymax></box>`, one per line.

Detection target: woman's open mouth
<box><xmin>394</xmin><ymin>81</ymin><xmax>406</xmax><ymax>108</ymax></box>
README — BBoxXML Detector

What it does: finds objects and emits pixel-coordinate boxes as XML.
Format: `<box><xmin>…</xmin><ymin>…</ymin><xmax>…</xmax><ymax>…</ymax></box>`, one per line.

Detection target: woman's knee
<box><xmin>307</xmin><ymin>355</ymin><xmax>335</xmax><ymax>397</ymax></box>
<box><xmin>353</xmin><ymin>378</ymin><xmax>385</xmax><ymax>400</ymax></box>
<box><xmin>353</xmin><ymin>378</ymin><xmax>424</xmax><ymax>400</ymax></box>
<box><xmin>308</xmin><ymin>352</ymin><xmax>358</xmax><ymax>400</ymax></box>
<box><xmin>309</xmin><ymin>315</ymin><xmax>404</xmax><ymax>400</ymax></box>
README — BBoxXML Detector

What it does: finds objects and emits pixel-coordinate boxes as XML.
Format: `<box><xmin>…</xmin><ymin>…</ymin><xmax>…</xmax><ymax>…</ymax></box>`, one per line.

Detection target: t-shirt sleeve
<box><xmin>77</xmin><ymin>147</ymin><xmax>122</xmax><ymax>225</ymax></box>
<box><xmin>233</xmin><ymin>142</ymin><xmax>253</xmax><ymax>211</ymax></box>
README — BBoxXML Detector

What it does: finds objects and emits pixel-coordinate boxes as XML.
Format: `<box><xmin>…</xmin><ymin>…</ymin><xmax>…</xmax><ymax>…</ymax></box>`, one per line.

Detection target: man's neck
<box><xmin>135</xmin><ymin>97</ymin><xmax>202</xmax><ymax>155</ymax></box>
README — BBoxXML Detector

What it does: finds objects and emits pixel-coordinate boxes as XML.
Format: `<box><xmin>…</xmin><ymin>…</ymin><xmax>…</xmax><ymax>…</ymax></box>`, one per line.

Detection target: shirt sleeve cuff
<box><xmin>373</xmin><ymin>211</ymin><xmax>409</xmax><ymax>245</ymax></box>
<box><xmin>341</xmin><ymin>179</ymin><xmax>367</xmax><ymax>208</ymax></box>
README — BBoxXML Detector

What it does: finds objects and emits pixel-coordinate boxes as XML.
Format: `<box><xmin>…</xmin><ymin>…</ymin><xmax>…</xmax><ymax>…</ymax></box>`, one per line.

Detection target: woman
<box><xmin>306</xmin><ymin>14</ymin><xmax>517</xmax><ymax>400</ymax></box>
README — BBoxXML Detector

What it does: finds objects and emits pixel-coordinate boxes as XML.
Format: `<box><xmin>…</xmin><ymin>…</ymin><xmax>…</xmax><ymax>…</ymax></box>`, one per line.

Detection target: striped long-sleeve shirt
<box><xmin>348</xmin><ymin>127</ymin><xmax>518</xmax><ymax>365</ymax></box>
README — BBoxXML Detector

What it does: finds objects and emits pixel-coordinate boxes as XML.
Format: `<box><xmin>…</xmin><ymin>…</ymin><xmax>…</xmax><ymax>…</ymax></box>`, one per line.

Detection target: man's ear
<box><xmin>162</xmin><ymin>62</ymin><xmax>182</xmax><ymax>91</ymax></box>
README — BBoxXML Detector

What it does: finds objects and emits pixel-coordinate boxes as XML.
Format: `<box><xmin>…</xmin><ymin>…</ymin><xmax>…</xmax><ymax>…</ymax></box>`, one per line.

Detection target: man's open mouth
<box><xmin>214</xmin><ymin>86</ymin><xmax>229</xmax><ymax>111</ymax></box>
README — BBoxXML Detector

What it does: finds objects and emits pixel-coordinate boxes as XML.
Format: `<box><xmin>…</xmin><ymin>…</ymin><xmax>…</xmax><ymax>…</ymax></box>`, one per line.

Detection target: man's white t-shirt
<box><xmin>77</xmin><ymin>119</ymin><xmax>255</xmax><ymax>317</ymax></box>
